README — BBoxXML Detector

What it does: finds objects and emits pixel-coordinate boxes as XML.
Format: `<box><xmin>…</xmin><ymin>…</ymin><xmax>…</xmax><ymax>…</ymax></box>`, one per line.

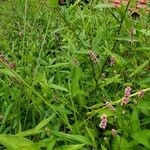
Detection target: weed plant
<box><xmin>0</xmin><ymin>0</ymin><xmax>150</xmax><ymax>149</ymax></box>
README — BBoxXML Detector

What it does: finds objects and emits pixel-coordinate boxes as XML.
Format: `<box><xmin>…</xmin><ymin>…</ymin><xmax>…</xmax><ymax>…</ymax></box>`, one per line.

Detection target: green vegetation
<box><xmin>0</xmin><ymin>0</ymin><xmax>150</xmax><ymax>149</ymax></box>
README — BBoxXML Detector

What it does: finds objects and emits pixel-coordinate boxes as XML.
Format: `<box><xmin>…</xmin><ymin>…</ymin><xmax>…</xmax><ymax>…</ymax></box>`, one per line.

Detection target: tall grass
<box><xmin>0</xmin><ymin>0</ymin><xmax>150</xmax><ymax>149</ymax></box>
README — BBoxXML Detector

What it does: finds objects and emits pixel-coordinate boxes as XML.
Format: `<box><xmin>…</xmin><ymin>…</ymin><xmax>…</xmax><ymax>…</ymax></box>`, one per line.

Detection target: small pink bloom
<box><xmin>136</xmin><ymin>0</ymin><xmax>147</xmax><ymax>8</ymax></box>
<box><xmin>121</xmin><ymin>97</ymin><xmax>129</xmax><ymax>106</ymax></box>
<box><xmin>138</xmin><ymin>90</ymin><xmax>144</xmax><ymax>98</ymax></box>
<box><xmin>112</xmin><ymin>129</ymin><xmax>117</xmax><ymax>137</ymax></box>
<box><xmin>124</xmin><ymin>86</ymin><xmax>132</xmax><ymax>97</ymax></box>
<box><xmin>99</xmin><ymin>114</ymin><xmax>107</xmax><ymax>129</ymax></box>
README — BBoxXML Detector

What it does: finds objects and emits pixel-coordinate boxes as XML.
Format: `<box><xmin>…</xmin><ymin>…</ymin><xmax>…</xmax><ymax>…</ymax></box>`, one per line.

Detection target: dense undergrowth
<box><xmin>0</xmin><ymin>0</ymin><xmax>150</xmax><ymax>149</ymax></box>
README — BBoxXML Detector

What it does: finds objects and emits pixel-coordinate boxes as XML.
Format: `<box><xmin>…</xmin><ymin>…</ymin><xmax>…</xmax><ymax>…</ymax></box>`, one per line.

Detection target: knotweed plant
<box><xmin>0</xmin><ymin>0</ymin><xmax>149</xmax><ymax>150</ymax></box>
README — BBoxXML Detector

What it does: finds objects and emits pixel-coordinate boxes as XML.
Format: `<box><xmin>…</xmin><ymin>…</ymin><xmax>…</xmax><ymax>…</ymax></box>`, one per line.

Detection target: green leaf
<box><xmin>136</xmin><ymin>47</ymin><xmax>150</xmax><ymax>51</ymax></box>
<box><xmin>54</xmin><ymin>144</ymin><xmax>84</xmax><ymax>150</ymax></box>
<box><xmin>94</xmin><ymin>3</ymin><xmax>114</xmax><ymax>9</ymax></box>
<box><xmin>68</xmin><ymin>0</ymin><xmax>81</xmax><ymax>11</ymax></box>
<box><xmin>16</xmin><ymin>114</ymin><xmax>55</xmax><ymax>137</ymax></box>
<box><xmin>44</xmin><ymin>62</ymin><xmax>71</xmax><ymax>69</ymax></box>
<box><xmin>97</xmin><ymin>108</ymin><xmax>115</xmax><ymax>117</ymax></box>
<box><xmin>101</xmin><ymin>145</ymin><xmax>107</xmax><ymax>150</ymax></box>
<box><xmin>0</xmin><ymin>69</ymin><xmax>15</xmax><ymax>77</ymax></box>
<box><xmin>130</xmin><ymin>108</ymin><xmax>141</xmax><ymax>132</ymax></box>
<box><xmin>129</xmin><ymin>61</ymin><xmax>149</xmax><ymax>77</ymax></box>
<box><xmin>0</xmin><ymin>134</ymin><xmax>36</xmax><ymax>150</ymax></box>
<box><xmin>114</xmin><ymin>37</ymin><xmax>138</xmax><ymax>42</ymax></box>
<box><xmin>16</xmin><ymin>129</ymin><xmax>42</xmax><ymax>137</ymax></box>
<box><xmin>49</xmin><ymin>0</ymin><xmax>58</xmax><ymax>8</ymax></box>
<box><xmin>51</xmin><ymin>131</ymin><xmax>92</xmax><ymax>145</ymax></box>
<box><xmin>132</xmin><ymin>130</ymin><xmax>150</xmax><ymax>148</ymax></box>
<box><xmin>137</xmin><ymin>29</ymin><xmax>150</xmax><ymax>36</ymax></box>
<box><xmin>86</xmin><ymin>127</ymin><xmax>97</xmax><ymax>148</ymax></box>
<box><xmin>38</xmin><ymin>137</ymin><xmax>56</xmax><ymax>150</ymax></box>
<box><xmin>50</xmin><ymin>83</ymin><xmax>69</xmax><ymax>92</ymax></box>
<box><xmin>0</xmin><ymin>103</ymin><xmax>13</xmax><ymax>132</ymax></box>
<box><xmin>112</xmin><ymin>135</ymin><xmax>133</xmax><ymax>150</ymax></box>
<box><xmin>103</xmin><ymin>75</ymin><xmax>121</xmax><ymax>86</ymax></box>
<box><xmin>35</xmin><ymin>114</ymin><xmax>55</xmax><ymax>131</ymax></box>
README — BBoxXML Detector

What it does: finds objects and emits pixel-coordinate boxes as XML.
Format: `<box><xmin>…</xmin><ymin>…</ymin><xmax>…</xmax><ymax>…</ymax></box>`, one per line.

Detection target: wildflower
<box><xmin>138</xmin><ymin>90</ymin><xmax>144</xmax><ymax>98</ymax></box>
<box><xmin>88</xmin><ymin>50</ymin><xmax>99</xmax><ymax>64</ymax></box>
<box><xmin>124</xmin><ymin>86</ymin><xmax>132</xmax><ymax>97</ymax></box>
<box><xmin>112</xmin><ymin>0</ymin><xmax>121</xmax><ymax>8</ymax></box>
<box><xmin>112</xmin><ymin>128</ymin><xmax>117</xmax><ymax>137</ymax></box>
<box><xmin>136</xmin><ymin>0</ymin><xmax>148</xmax><ymax>8</ymax></box>
<box><xmin>110</xmin><ymin>56</ymin><xmax>116</xmax><ymax>66</ymax></box>
<box><xmin>99</xmin><ymin>114</ymin><xmax>107</xmax><ymax>129</ymax></box>
<box><xmin>121</xmin><ymin>96</ymin><xmax>129</xmax><ymax>106</ymax></box>
<box><xmin>105</xmin><ymin>102</ymin><xmax>115</xmax><ymax>111</ymax></box>
<box><xmin>121</xmin><ymin>86</ymin><xmax>132</xmax><ymax>106</ymax></box>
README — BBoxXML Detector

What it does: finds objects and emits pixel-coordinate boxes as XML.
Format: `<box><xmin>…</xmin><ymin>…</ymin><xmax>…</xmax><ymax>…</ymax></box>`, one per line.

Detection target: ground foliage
<box><xmin>0</xmin><ymin>0</ymin><xmax>150</xmax><ymax>149</ymax></box>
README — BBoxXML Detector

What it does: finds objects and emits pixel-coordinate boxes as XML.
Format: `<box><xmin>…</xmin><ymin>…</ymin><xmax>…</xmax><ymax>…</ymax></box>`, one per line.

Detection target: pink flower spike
<box><xmin>121</xmin><ymin>97</ymin><xmax>129</xmax><ymax>106</ymax></box>
<box><xmin>112</xmin><ymin>0</ymin><xmax>121</xmax><ymax>8</ymax></box>
<box><xmin>99</xmin><ymin>114</ymin><xmax>107</xmax><ymax>129</ymax></box>
<box><xmin>124</xmin><ymin>86</ymin><xmax>132</xmax><ymax>97</ymax></box>
<box><xmin>138</xmin><ymin>90</ymin><xmax>144</xmax><ymax>98</ymax></box>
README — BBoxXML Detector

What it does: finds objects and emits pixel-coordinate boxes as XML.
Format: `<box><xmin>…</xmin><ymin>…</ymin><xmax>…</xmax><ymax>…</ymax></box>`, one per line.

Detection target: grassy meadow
<box><xmin>0</xmin><ymin>0</ymin><xmax>150</xmax><ymax>149</ymax></box>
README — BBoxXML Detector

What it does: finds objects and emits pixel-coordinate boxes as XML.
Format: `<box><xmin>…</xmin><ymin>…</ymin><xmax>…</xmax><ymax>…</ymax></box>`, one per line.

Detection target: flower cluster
<box><xmin>88</xmin><ymin>51</ymin><xmax>99</xmax><ymax>64</ymax></box>
<box><xmin>0</xmin><ymin>54</ymin><xmax>16</xmax><ymax>70</ymax></box>
<box><xmin>99</xmin><ymin>114</ymin><xmax>107</xmax><ymax>129</ymax></box>
<box><xmin>121</xmin><ymin>86</ymin><xmax>132</xmax><ymax>106</ymax></box>
<box><xmin>105</xmin><ymin>102</ymin><xmax>115</xmax><ymax>111</ymax></box>
<box><xmin>136</xmin><ymin>0</ymin><xmax>148</xmax><ymax>8</ymax></box>
<box><xmin>112</xmin><ymin>0</ymin><xmax>148</xmax><ymax>8</ymax></box>
<box><xmin>124</xmin><ymin>86</ymin><xmax>132</xmax><ymax>97</ymax></box>
<box><xmin>112</xmin><ymin>0</ymin><xmax>121</xmax><ymax>8</ymax></box>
